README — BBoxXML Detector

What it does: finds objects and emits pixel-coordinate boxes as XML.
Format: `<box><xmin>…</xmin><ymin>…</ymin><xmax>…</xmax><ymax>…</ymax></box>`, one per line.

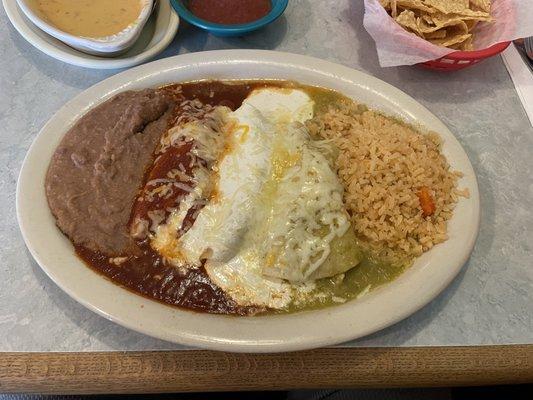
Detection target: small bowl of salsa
<box><xmin>170</xmin><ymin>0</ymin><xmax>288</xmax><ymax>37</ymax></box>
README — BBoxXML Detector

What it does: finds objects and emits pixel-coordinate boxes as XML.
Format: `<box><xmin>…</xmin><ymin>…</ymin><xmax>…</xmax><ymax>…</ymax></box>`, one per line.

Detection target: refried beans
<box><xmin>46</xmin><ymin>88</ymin><xmax>176</xmax><ymax>255</ymax></box>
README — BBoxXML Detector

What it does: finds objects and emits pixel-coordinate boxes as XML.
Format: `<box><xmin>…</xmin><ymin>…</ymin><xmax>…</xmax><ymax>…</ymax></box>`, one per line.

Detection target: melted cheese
<box><xmin>150</xmin><ymin>88</ymin><xmax>360</xmax><ymax>308</ymax></box>
<box><xmin>206</xmin><ymin>249</ymin><xmax>292</xmax><ymax>309</ymax></box>
<box><xmin>255</xmin><ymin>125</ymin><xmax>351</xmax><ymax>282</ymax></box>
<box><xmin>178</xmin><ymin>104</ymin><xmax>275</xmax><ymax>264</ymax></box>
<box><xmin>244</xmin><ymin>87</ymin><xmax>314</xmax><ymax>125</ymax></box>
<box><xmin>177</xmin><ymin>89</ymin><xmax>315</xmax><ymax>265</ymax></box>
<box><xmin>150</xmin><ymin>107</ymin><xmax>231</xmax><ymax>262</ymax></box>
<box><xmin>29</xmin><ymin>0</ymin><xmax>143</xmax><ymax>38</ymax></box>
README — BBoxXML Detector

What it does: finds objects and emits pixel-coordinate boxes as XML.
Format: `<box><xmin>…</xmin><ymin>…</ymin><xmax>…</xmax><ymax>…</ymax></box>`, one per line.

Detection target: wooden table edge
<box><xmin>1</xmin><ymin>345</ymin><xmax>532</xmax><ymax>394</ymax></box>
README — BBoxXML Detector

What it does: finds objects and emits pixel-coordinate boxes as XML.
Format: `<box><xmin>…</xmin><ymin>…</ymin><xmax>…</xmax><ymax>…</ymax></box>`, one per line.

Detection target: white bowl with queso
<box><xmin>16</xmin><ymin>0</ymin><xmax>154</xmax><ymax>55</ymax></box>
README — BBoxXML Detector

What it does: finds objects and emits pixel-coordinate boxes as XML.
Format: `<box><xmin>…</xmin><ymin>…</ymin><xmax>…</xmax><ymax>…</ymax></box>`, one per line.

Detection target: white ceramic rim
<box><xmin>16</xmin><ymin>50</ymin><xmax>480</xmax><ymax>353</ymax></box>
<box><xmin>3</xmin><ymin>0</ymin><xmax>179</xmax><ymax>69</ymax></box>
<box><xmin>15</xmin><ymin>0</ymin><xmax>154</xmax><ymax>54</ymax></box>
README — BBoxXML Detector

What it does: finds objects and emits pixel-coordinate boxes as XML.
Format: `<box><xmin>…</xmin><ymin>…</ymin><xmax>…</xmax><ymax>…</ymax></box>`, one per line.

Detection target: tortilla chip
<box><xmin>391</xmin><ymin>0</ymin><xmax>398</xmax><ymax>18</ymax></box>
<box><xmin>380</xmin><ymin>0</ymin><xmax>494</xmax><ymax>51</ymax></box>
<box><xmin>417</xmin><ymin>15</ymin><xmax>467</xmax><ymax>33</ymax></box>
<box><xmin>447</xmin><ymin>20</ymin><xmax>469</xmax><ymax>36</ymax></box>
<box><xmin>430</xmin><ymin>33</ymin><xmax>471</xmax><ymax>48</ymax></box>
<box><xmin>460</xmin><ymin>35</ymin><xmax>474</xmax><ymax>51</ymax></box>
<box><xmin>395</xmin><ymin>10</ymin><xmax>422</xmax><ymax>36</ymax></box>
<box><xmin>396</xmin><ymin>0</ymin><xmax>436</xmax><ymax>14</ymax></box>
<box><xmin>431</xmin><ymin>11</ymin><xmax>492</xmax><ymax>25</ymax></box>
<box><xmin>426</xmin><ymin>20</ymin><xmax>469</xmax><ymax>48</ymax></box>
<box><xmin>465</xmin><ymin>19</ymin><xmax>479</xmax><ymax>31</ymax></box>
<box><xmin>424</xmin><ymin>29</ymin><xmax>447</xmax><ymax>39</ymax></box>
<box><xmin>470</xmin><ymin>0</ymin><xmax>491</xmax><ymax>13</ymax></box>
<box><xmin>421</xmin><ymin>13</ymin><xmax>435</xmax><ymax>24</ymax></box>
<box><xmin>455</xmin><ymin>8</ymin><xmax>491</xmax><ymax>18</ymax></box>
<box><xmin>424</xmin><ymin>0</ymin><xmax>470</xmax><ymax>14</ymax></box>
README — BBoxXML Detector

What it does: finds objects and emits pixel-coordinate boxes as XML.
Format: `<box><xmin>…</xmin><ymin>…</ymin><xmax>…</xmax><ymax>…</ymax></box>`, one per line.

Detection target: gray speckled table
<box><xmin>0</xmin><ymin>0</ymin><xmax>532</xmax><ymax>352</ymax></box>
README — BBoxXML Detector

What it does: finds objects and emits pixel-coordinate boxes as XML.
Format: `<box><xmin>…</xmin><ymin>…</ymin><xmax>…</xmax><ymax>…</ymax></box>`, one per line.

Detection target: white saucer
<box><xmin>2</xmin><ymin>0</ymin><xmax>179</xmax><ymax>69</ymax></box>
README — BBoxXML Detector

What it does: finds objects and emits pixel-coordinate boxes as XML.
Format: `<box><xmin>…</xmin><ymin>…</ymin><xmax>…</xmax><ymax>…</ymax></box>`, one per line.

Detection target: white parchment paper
<box><xmin>363</xmin><ymin>0</ymin><xmax>533</xmax><ymax>67</ymax></box>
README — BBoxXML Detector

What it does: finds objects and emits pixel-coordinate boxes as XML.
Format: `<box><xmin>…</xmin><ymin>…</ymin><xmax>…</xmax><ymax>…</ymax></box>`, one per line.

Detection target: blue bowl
<box><xmin>170</xmin><ymin>0</ymin><xmax>288</xmax><ymax>37</ymax></box>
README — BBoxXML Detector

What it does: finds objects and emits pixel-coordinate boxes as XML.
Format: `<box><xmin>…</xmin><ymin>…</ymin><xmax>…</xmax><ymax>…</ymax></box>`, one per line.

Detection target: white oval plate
<box><xmin>3</xmin><ymin>0</ymin><xmax>179</xmax><ymax>69</ymax></box>
<box><xmin>17</xmin><ymin>50</ymin><xmax>480</xmax><ymax>353</ymax></box>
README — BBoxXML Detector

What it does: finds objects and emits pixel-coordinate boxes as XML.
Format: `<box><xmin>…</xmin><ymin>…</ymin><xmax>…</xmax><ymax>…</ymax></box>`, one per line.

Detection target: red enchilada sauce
<box><xmin>75</xmin><ymin>81</ymin><xmax>285</xmax><ymax>315</ymax></box>
<box><xmin>188</xmin><ymin>0</ymin><xmax>272</xmax><ymax>25</ymax></box>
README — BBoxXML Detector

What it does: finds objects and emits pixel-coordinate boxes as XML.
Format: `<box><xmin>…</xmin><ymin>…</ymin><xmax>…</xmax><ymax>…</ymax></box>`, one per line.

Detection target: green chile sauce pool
<box><xmin>285</xmin><ymin>249</ymin><xmax>408</xmax><ymax>313</ymax></box>
<box><xmin>76</xmin><ymin>80</ymin><xmax>409</xmax><ymax>315</ymax></box>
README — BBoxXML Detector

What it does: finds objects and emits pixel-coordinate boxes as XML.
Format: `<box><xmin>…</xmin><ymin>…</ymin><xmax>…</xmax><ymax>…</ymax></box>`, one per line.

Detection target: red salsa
<box><xmin>188</xmin><ymin>0</ymin><xmax>272</xmax><ymax>25</ymax></box>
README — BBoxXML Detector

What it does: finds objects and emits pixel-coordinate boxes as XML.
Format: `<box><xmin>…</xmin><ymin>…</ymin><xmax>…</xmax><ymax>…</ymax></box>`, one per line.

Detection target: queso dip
<box><xmin>28</xmin><ymin>0</ymin><xmax>143</xmax><ymax>38</ymax></box>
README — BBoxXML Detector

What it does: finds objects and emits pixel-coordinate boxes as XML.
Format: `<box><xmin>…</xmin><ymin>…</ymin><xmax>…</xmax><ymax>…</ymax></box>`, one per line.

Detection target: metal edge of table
<box><xmin>0</xmin><ymin>345</ymin><xmax>532</xmax><ymax>394</ymax></box>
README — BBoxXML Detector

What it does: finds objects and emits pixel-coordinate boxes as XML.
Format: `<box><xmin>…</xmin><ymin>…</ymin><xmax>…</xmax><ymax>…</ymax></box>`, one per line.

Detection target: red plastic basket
<box><xmin>418</xmin><ymin>41</ymin><xmax>511</xmax><ymax>71</ymax></box>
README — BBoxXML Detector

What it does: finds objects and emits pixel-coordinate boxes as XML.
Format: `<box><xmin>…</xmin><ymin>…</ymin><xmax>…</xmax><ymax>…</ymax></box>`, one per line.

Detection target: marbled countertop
<box><xmin>0</xmin><ymin>0</ymin><xmax>532</xmax><ymax>351</ymax></box>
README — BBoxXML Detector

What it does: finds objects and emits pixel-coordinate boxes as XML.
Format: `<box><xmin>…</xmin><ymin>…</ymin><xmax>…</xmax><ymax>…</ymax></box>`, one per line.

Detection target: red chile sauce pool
<box><xmin>75</xmin><ymin>80</ymin><xmax>288</xmax><ymax>316</ymax></box>
<box><xmin>188</xmin><ymin>0</ymin><xmax>272</xmax><ymax>25</ymax></box>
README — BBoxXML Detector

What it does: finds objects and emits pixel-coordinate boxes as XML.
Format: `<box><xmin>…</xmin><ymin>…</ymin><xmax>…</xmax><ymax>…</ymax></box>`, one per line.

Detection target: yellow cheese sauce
<box><xmin>28</xmin><ymin>0</ymin><xmax>143</xmax><ymax>38</ymax></box>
